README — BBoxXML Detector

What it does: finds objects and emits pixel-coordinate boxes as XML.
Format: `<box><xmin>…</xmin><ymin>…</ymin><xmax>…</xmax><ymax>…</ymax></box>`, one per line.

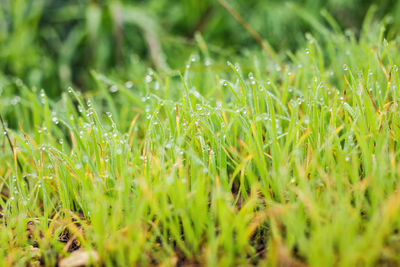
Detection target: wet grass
<box><xmin>1</xmin><ymin>17</ymin><xmax>400</xmax><ymax>266</ymax></box>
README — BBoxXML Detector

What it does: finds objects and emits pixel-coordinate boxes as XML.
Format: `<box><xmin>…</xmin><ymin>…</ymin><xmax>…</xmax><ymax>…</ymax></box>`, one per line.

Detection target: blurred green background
<box><xmin>0</xmin><ymin>0</ymin><xmax>399</xmax><ymax>97</ymax></box>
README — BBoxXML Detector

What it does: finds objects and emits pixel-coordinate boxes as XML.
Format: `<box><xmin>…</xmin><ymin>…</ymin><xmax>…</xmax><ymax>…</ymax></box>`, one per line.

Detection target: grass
<box><xmin>2</xmin><ymin>7</ymin><xmax>400</xmax><ymax>267</ymax></box>
<box><xmin>1</xmin><ymin>0</ymin><xmax>400</xmax><ymax>93</ymax></box>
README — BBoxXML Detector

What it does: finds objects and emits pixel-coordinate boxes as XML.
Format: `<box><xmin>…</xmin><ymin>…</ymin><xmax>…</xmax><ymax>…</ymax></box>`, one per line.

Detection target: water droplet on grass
<box><xmin>40</xmin><ymin>89</ymin><xmax>46</xmax><ymax>104</ymax></box>
<box><xmin>125</xmin><ymin>81</ymin><xmax>133</xmax><ymax>88</ymax></box>
<box><xmin>154</xmin><ymin>81</ymin><xmax>160</xmax><ymax>91</ymax></box>
<box><xmin>190</xmin><ymin>55</ymin><xmax>197</xmax><ymax>62</ymax></box>
<box><xmin>11</xmin><ymin>96</ymin><xmax>20</xmax><ymax>105</ymax></box>
<box><xmin>52</xmin><ymin>116</ymin><xmax>59</xmax><ymax>124</ymax></box>
<box><xmin>109</xmin><ymin>85</ymin><xmax>118</xmax><ymax>93</ymax></box>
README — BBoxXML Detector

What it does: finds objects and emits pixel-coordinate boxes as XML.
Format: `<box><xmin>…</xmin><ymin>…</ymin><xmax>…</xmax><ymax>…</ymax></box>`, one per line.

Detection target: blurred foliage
<box><xmin>0</xmin><ymin>0</ymin><xmax>400</xmax><ymax>95</ymax></box>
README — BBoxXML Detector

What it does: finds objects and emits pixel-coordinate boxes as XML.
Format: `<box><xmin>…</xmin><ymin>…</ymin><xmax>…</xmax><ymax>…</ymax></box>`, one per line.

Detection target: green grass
<box><xmin>1</xmin><ymin>0</ymin><xmax>400</xmax><ymax>94</ymax></box>
<box><xmin>2</xmin><ymin>8</ymin><xmax>400</xmax><ymax>267</ymax></box>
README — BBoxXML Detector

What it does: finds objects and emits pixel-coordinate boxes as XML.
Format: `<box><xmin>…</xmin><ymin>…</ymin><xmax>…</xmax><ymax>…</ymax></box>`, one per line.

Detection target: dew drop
<box><xmin>11</xmin><ymin>96</ymin><xmax>21</xmax><ymax>105</ymax></box>
<box><xmin>145</xmin><ymin>75</ymin><xmax>152</xmax><ymax>83</ymax></box>
<box><xmin>52</xmin><ymin>116</ymin><xmax>59</xmax><ymax>124</ymax></box>
<box><xmin>109</xmin><ymin>85</ymin><xmax>118</xmax><ymax>93</ymax></box>
<box><xmin>125</xmin><ymin>81</ymin><xmax>133</xmax><ymax>88</ymax></box>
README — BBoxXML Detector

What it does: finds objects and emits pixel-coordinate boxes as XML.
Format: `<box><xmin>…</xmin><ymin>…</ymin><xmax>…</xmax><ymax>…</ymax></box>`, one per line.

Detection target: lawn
<box><xmin>1</xmin><ymin>1</ymin><xmax>400</xmax><ymax>266</ymax></box>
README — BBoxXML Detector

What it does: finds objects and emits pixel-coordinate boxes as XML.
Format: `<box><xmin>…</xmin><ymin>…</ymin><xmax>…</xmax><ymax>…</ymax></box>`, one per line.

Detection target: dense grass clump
<box><xmin>1</xmin><ymin>11</ymin><xmax>400</xmax><ymax>267</ymax></box>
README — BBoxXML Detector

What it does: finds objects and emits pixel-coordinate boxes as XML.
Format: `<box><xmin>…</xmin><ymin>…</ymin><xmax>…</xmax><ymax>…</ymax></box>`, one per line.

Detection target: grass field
<box><xmin>2</xmin><ymin>1</ymin><xmax>400</xmax><ymax>266</ymax></box>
